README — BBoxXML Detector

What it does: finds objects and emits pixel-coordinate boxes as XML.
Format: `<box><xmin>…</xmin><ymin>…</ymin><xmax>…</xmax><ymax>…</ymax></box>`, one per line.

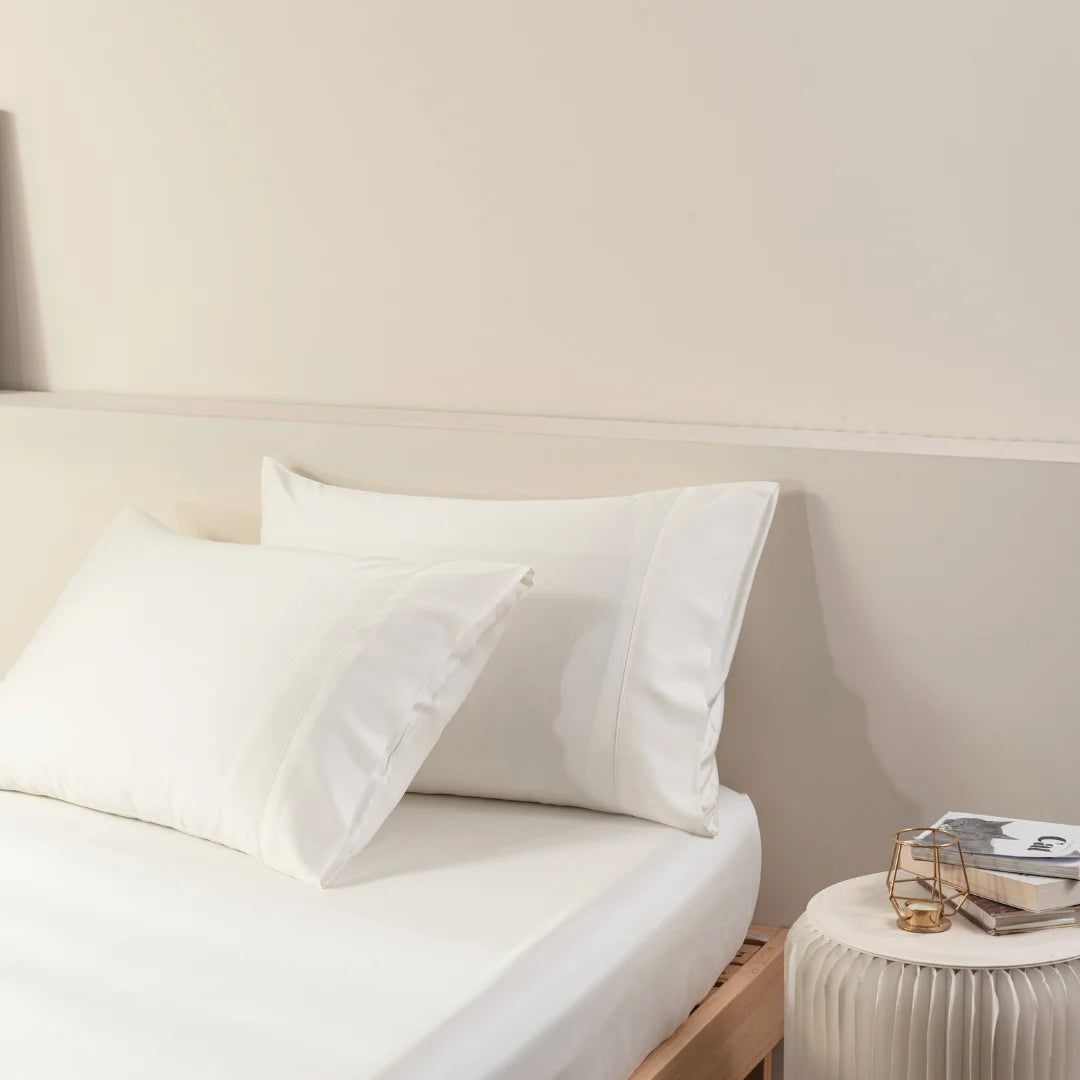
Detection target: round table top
<box><xmin>805</xmin><ymin>873</ymin><xmax>1080</xmax><ymax>969</ymax></box>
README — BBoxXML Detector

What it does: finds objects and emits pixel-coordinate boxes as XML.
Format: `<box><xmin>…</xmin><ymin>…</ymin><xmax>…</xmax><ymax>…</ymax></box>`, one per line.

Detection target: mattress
<box><xmin>0</xmin><ymin>785</ymin><xmax>760</xmax><ymax>1080</ymax></box>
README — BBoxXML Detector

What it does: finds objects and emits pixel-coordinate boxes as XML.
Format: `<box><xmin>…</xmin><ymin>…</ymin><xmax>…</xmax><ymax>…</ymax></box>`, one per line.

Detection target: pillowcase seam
<box><xmin>608</xmin><ymin>490</ymin><xmax>686</xmax><ymax>812</ymax></box>
<box><xmin>696</xmin><ymin>694</ymin><xmax>725</xmax><ymax>831</ymax></box>
<box><xmin>320</xmin><ymin>571</ymin><xmax>527</xmax><ymax>886</ymax></box>
<box><xmin>694</xmin><ymin>486</ymin><xmax>777</xmax><ymax>828</ymax></box>
<box><xmin>255</xmin><ymin>569</ymin><xmax>423</xmax><ymax>863</ymax></box>
<box><xmin>706</xmin><ymin>484</ymin><xmax>778</xmax><ymax>697</ymax></box>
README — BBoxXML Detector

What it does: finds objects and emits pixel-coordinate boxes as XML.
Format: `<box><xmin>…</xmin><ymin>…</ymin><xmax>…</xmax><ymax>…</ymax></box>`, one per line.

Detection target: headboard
<box><xmin>3</xmin><ymin>392</ymin><xmax>1078</xmax><ymax>925</ymax></box>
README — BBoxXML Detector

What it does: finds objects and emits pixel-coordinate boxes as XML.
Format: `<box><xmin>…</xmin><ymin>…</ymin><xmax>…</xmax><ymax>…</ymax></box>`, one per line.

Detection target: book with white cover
<box><xmin>914</xmin><ymin>812</ymin><xmax>1080</xmax><ymax>881</ymax></box>
<box><xmin>900</xmin><ymin>846</ymin><xmax>1080</xmax><ymax>912</ymax></box>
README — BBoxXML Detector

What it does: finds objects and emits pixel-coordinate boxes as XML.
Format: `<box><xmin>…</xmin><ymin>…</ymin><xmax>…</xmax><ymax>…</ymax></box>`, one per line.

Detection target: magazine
<box><xmin>912</xmin><ymin>812</ymin><xmax>1080</xmax><ymax>880</ymax></box>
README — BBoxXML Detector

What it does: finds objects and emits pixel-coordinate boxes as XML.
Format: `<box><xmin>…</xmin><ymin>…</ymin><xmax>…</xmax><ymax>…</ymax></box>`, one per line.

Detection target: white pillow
<box><xmin>261</xmin><ymin>459</ymin><xmax>778</xmax><ymax>835</ymax></box>
<box><xmin>0</xmin><ymin>509</ymin><xmax>531</xmax><ymax>885</ymax></box>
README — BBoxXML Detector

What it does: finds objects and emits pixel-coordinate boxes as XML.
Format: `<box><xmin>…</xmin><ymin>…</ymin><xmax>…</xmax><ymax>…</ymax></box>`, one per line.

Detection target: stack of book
<box><xmin>903</xmin><ymin>812</ymin><xmax>1080</xmax><ymax>935</ymax></box>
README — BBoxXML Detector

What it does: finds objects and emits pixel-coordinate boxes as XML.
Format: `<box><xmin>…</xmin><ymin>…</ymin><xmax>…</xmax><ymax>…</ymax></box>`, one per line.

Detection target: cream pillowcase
<box><xmin>0</xmin><ymin>510</ymin><xmax>532</xmax><ymax>885</ymax></box>
<box><xmin>261</xmin><ymin>459</ymin><xmax>778</xmax><ymax>835</ymax></box>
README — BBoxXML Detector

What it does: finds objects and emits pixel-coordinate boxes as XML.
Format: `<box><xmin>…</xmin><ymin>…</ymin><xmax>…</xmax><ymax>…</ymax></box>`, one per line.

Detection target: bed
<box><xmin>0</xmin><ymin>410</ymin><xmax>787</xmax><ymax>1078</ymax></box>
<box><xmin>0</xmin><ymin>783</ymin><xmax>768</xmax><ymax>1079</ymax></box>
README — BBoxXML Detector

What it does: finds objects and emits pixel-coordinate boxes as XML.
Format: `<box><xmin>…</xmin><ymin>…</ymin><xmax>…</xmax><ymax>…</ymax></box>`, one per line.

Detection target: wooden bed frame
<box><xmin>631</xmin><ymin>926</ymin><xmax>786</xmax><ymax>1080</ymax></box>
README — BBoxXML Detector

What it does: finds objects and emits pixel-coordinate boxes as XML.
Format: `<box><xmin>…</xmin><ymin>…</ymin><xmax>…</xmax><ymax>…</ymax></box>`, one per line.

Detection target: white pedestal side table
<box><xmin>785</xmin><ymin>873</ymin><xmax>1080</xmax><ymax>1080</ymax></box>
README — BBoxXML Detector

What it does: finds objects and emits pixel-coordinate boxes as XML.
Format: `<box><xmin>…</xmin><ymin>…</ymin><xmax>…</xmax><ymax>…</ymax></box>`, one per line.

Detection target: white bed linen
<box><xmin>0</xmin><ymin>785</ymin><xmax>760</xmax><ymax>1080</ymax></box>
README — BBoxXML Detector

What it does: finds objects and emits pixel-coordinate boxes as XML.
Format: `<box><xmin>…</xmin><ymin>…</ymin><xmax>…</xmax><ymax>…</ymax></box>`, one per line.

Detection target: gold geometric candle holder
<box><xmin>887</xmin><ymin>827</ymin><xmax>969</xmax><ymax>933</ymax></box>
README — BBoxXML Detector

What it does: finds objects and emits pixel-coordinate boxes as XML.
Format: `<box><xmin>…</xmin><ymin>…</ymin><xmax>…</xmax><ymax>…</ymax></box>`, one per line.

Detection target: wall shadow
<box><xmin>720</xmin><ymin>488</ymin><xmax>918</xmax><ymax>925</ymax></box>
<box><xmin>0</xmin><ymin>111</ymin><xmax>45</xmax><ymax>389</ymax></box>
<box><xmin>174</xmin><ymin>502</ymin><xmax>260</xmax><ymax>543</ymax></box>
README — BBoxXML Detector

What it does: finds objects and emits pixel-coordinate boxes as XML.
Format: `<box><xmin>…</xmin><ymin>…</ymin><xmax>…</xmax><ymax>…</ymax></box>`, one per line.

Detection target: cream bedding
<box><xmin>0</xmin><ymin>785</ymin><xmax>760</xmax><ymax>1079</ymax></box>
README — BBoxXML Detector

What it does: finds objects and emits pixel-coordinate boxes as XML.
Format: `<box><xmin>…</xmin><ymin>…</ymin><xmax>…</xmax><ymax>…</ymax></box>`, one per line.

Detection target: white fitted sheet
<box><xmin>0</xmin><ymin>785</ymin><xmax>760</xmax><ymax>1080</ymax></box>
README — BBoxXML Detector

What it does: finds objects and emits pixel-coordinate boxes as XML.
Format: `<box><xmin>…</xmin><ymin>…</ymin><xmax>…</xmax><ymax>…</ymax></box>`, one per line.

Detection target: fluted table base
<box><xmin>786</xmin><ymin>914</ymin><xmax>1080</xmax><ymax>1079</ymax></box>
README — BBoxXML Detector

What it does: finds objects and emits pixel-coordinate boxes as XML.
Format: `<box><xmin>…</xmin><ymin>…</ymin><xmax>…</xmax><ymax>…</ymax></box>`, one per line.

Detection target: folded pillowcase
<box><xmin>261</xmin><ymin>459</ymin><xmax>778</xmax><ymax>835</ymax></box>
<box><xmin>0</xmin><ymin>509</ymin><xmax>532</xmax><ymax>885</ymax></box>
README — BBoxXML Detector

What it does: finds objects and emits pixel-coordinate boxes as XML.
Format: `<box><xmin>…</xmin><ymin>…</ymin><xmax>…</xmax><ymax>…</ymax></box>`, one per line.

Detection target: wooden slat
<box><xmin>630</xmin><ymin>926</ymin><xmax>786</xmax><ymax>1080</ymax></box>
<box><xmin>713</xmin><ymin>925</ymin><xmax>778</xmax><ymax>990</ymax></box>
<box><xmin>731</xmin><ymin>943</ymin><xmax>759</xmax><ymax>966</ymax></box>
<box><xmin>744</xmin><ymin>926</ymin><xmax>776</xmax><ymax>946</ymax></box>
<box><xmin>716</xmin><ymin>963</ymin><xmax>742</xmax><ymax>985</ymax></box>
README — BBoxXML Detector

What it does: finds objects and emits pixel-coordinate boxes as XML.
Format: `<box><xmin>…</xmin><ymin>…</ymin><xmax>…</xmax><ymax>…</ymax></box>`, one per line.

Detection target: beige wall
<box><xmin>2</xmin><ymin>395</ymin><xmax>1079</xmax><ymax>925</ymax></box>
<box><xmin>2</xmin><ymin>2</ymin><xmax>1079</xmax><ymax>441</ymax></box>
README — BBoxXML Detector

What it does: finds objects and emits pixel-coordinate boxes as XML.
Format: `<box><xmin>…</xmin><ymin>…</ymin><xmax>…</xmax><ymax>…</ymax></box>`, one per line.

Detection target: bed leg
<box><xmin>744</xmin><ymin>1052</ymin><xmax>773</xmax><ymax>1080</ymax></box>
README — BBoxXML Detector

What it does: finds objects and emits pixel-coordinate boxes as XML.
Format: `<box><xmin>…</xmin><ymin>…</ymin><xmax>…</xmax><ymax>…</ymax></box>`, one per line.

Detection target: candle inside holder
<box><xmin>902</xmin><ymin>898</ymin><xmax>946</xmax><ymax>932</ymax></box>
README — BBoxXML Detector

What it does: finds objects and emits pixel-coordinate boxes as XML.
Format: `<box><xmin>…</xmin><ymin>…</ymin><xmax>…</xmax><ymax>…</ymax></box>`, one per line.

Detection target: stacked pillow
<box><xmin>0</xmin><ymin>462</ymin><xmax>777</xmax><ymax>883</ymax></box>
<box><xmin>262</xmin><ymin>460</ymin><xmax>778</xmax><ymax>835</ymax></box>
<box><xmin>0</xmin><ymin>510</ymin><xmax>531</xmax><ymax>885</ymax></box>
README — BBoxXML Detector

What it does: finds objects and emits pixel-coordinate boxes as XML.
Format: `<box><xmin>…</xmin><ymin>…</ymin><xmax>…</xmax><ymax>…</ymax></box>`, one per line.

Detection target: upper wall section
<box><xmin>1</xmin><ymin>2</ymin><xmax>1079</xmax><ymax>440</ymax></box>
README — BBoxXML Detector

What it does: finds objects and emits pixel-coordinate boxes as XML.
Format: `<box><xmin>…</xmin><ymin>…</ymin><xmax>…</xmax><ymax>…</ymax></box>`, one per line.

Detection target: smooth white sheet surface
<box><xmin>0</xmin><ymin>785</ymin><xmax>760</xmax><ymax>1080</ymax></box>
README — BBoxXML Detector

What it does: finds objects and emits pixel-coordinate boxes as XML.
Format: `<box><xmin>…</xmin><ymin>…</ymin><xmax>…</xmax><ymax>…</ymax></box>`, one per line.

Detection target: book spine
<box><xmin>953</xmin><ymin>900</ymin><xmax>994</xmax><ymax>935</ymax></box>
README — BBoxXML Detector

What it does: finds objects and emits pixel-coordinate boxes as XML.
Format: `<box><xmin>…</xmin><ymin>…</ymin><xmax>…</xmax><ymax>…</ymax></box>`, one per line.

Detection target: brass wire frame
<box><xmin>887</xmin><ymin>826</ymin><xmax>970</xmax><ymax>933</ymax></box>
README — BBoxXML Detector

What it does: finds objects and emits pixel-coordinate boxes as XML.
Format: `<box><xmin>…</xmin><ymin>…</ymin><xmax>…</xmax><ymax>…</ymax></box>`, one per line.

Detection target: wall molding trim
<box><xmin>3</xmin><ymin>390</ymin><xmax>1079</xmax><ymax>465</ymax></box>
